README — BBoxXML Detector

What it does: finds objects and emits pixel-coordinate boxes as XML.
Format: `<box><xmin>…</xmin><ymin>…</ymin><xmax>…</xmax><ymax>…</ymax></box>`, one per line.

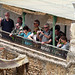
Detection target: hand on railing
<box><xmin>9</xmin><ymin>33</ymin><xmax>13</xmax><ymax>37</ymax></box>
<box><xmin>19</xmin><ymin>30</ymin><xmax>23</xmax><ymax>35</ymax></box>
<box><xmin>41</xmin><ymin>42</ymin><xmax>45</xmax><ymax>44</ymax></box>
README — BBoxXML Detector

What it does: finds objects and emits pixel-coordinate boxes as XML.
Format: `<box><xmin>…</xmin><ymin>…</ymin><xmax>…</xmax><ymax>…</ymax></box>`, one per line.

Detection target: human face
<box><xmin>34</xmin><ymin>22</ymin><xmax>39</xmax><ymax>28</ymax></box>
<box><xmin>17</xmin><ymin>18</ymin><xmax>22</xmax><ymax>23</ymax></box>
<box><xmin>16</xmin><ymin>23</ymin><xmax>20</xmax><ymax>29</ymax></box>
<box><xmin>5</xmin><ymin>13</ymin><xmax>9</xmax><ymax>19</ymax></box>
<box><xmin>55</xmin><ymin>30</ymin><xmax>59</xmax><ymax>35</ymax></box>
<box><xmin>24</xmin><ymin>29</ymin><xmax>28</xmax><ymax>34</ymax></box>
<box><xmin>60</xmin><ymin>39</ymin><xmax>65</xmax><ymax>44</ymax></box>
<box><xmin>44</xmin><ymin>25</ymin><xmax>49</xmax><ymax>31</ymax></box>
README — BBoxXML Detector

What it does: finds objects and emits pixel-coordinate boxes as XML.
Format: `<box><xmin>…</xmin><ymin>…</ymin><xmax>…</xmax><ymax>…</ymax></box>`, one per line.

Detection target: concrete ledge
<box><xmin>0</xmin><ymin>38</ymin><xmax>75</xmax><ymax>68</ymax></box>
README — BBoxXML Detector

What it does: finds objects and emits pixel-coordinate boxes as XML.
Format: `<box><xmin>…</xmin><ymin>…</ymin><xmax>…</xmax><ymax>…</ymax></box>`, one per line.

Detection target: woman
<box><xmin>18</xmin><ymin>26</ymin><xmax>31</xmax><ymax>45</ymax></box>
<box><xmin>57</xmin><ymin>36</ymin><xmax>69</xmax><ymax>50</ymax></box>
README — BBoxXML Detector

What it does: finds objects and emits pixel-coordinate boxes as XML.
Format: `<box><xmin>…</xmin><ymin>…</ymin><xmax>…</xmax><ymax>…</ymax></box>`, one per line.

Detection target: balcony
<box><xmin>0</xmin><ymin>30</ymin><xmax>68</xmax><ymax>59</ymax></box>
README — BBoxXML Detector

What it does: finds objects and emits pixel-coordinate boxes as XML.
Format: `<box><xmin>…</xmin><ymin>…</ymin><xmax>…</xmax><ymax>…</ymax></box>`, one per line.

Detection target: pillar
<box><xmin>53</xmin><ymin>16</ymin><xmax>57</xmax><ymax>46</ymax></box>
<box><xmin>22</xmin><ymin>12</ymin><xmax>26</xmax><ymax>28</ymax></box>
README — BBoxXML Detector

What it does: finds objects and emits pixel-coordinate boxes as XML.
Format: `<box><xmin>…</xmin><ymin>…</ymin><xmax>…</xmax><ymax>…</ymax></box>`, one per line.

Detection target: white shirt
<box><xmin>30</xmin><ymin>33</ymin><xmax>37</xmax><ymax>41</ymax></box>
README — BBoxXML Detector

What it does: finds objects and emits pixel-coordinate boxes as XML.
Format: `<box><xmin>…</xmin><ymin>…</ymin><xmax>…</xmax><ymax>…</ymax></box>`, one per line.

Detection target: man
<box><xmin>37</xmin><ymin>23</ymin><xmax>52</xmax><ymax>51</ymax></box>
<box><xmin>40</xmin><ymin>25</ymin><xmax>65</xmax><ymax>46</ymax></box>
<box><xmin>37</xmin><ymin>23</ymin><xmax>52</xmax><ymax>44</ymax></box>
<box><xmin>1</xmin><ymin>12</ymin><xmax>14</xmax><ymax>33</ymax></box>
<box><xmin>55</xmin><ymin>25</ymin><xmax>65</xmax><ymax>36</ymax></box>
<box><xmin>17</xmin><ymin>17</ymin><xmax>31</xmax><ymax>31</ymax></box>
<box><xmin>34</xmin><ymin>19</ymin><xmax>40</xmax><ymax>27</ymax></box>
<box><xmin>34</xmin><ymin>19</ymin><xmax>42</xmax><ymax>30</ymax></box>
<box><xmin>9</xmin><ymin>22</ymin><xmax>22</xmax><ymax>36</ymax></box>
<box><xmin>1</xmin><ymin>12</ymin><xmax>14</xmax><ymax>39</ymax></box>
<box><xmin>55</xmin><ymin>25</ymin><xmax>65</xmax><ymax>45</ymax></box>
<box><xmin>17</xmin><ymin>17</ymin><xmax>23</xmax><ymax>29</ymax></box>
<box><xmin>17</xmin><ymin>17</ymin><xmax>22</xmax><ymax>25</ymax></box>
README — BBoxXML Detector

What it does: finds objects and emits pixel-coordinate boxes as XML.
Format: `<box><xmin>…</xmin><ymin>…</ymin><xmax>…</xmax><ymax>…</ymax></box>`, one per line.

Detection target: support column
<box><xmin>67</xmin><ymin>23</ymin><xmax>75</xmax><ymax>62</ymax></box>
<box><xmin>53</xmin><ymin>16</ymin><xmax>57</xmax><ymax>46</ymax></box>
<box><xmin>22</xmin><ymin>12</ymin><xmax>26</xmax><ymax>44</ymax></box>
<box><xmin>22</xmin><ymin>12</ymin><xmax>26</xmax><ymax>28</ymax></box>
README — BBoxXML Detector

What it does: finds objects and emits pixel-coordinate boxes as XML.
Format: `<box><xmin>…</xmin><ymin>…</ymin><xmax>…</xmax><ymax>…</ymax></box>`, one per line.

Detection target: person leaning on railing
<box><xmin>37</xmin><ymin>23</ymin><xmax>52</xmax><ymax>44</ymax></box>
<box><xmin>33</xmin><ymin>19</ymin><xmax>42</xmax><ymax>30</ymax></box>
<box><xmin>9</xmin><ymin>22</ymin><xmax>22</xmax><ymax>37</ymax></box>
<box><xmin>17</xmin><ymin>17</ymin><xmax>31</xmax><ymax>32</ymax></box>
<box><xmin>1</xmin><ymin>12</ymin><xmax>14</xmax><ymax>40</ymax></box>
<box><xmin>28</xmin><ymin>27</ymin><xmax>39</xmax><ymax>41</ymax></box>
<box><xmin>57</xmin><ymin>36</ymin><xmax>69</xmax><ymax>50</ymax></box>
<box><xmin>18</xmin><ymin>26</ymin><xmax>32</xmax><ymax>45</ymax></box>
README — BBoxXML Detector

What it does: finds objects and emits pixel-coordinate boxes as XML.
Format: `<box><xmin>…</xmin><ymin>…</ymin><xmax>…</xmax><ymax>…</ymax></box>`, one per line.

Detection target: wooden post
<box><xmin>53</xmin><ymin>16</ymin><xmax>57</xmax><ymax>46</ymax></box>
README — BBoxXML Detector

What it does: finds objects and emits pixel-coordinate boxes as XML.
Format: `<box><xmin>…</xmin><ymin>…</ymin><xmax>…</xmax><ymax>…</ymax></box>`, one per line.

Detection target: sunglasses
<box><xmin>44</xmin><ymin>27</ymin><xmax>48</xmax><ymax>28</ymax></box>
<box><xmin>34</xmin><ymin>23</ymin><xmax>38</xmax><ymax>25</ymax></box>
<box><xmin>16</xmin><ymin>25</ymin><xmax>20</xmax><ymax>27</ymax></box>
<box><xmin>5</xmin><ymin>15</ymin><xmax>9</xmax><ymax>16</ymax></box>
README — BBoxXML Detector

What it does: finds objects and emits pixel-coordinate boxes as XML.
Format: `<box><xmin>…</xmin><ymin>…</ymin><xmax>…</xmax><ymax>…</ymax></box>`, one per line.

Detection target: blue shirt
<box><xmin>19</xmin><ymin>32</ymin><xmax>31</xmax><ymax>38</ymax></box>
<box><xmin>1</xmin><ymin>19</ymin><xmax>14</xmax><ymax>33</ymax></box>
<box><xmin>19</xmin><ymin>32</ymin><xmax>32</xmax><ymax>45</ymax></box>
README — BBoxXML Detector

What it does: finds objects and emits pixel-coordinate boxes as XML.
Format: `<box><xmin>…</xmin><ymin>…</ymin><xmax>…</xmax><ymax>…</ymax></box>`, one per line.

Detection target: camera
<box><xmin>33</xmin><ymin>31</ymin><xmax>37</xmax><ymax>35</ymax></box>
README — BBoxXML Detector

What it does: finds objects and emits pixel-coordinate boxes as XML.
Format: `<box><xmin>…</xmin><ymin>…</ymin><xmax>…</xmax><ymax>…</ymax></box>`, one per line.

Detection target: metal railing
<box><xmin>0</xmin><ymin>30</ymin><xmax>68</xmax><ymax>59</ymax></box>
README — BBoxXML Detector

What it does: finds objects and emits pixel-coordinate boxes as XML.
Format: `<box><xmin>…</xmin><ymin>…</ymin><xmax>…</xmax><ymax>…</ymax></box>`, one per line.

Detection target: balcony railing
<box><xmin>0</xmin><ymin>30</ymin><xmax>68</xmax><ymax>59</ymax></box>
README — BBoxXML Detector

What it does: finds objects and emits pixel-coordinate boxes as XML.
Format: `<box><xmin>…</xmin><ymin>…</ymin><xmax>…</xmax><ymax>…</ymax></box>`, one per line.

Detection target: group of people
<box><xmin>0</xmin><ymin>12</ymin><xmax>69</xmax><ymax>50</ymax></box>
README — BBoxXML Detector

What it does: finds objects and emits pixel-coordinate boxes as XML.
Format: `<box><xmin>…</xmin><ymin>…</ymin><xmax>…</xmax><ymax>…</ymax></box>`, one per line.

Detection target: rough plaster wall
<box><xmin>60</xmin><ymin>25</ymin><xmax>70</xmax><ymax>40</ymax></box>
<box><xmin>25</xmin><ymin>14</ymin><xmax>49</xmax><ymax>31</ymax></box>
<box><xmin>0</xmin><ymin>4</ymin><xmax>49</xmax><ymax>31</ymax></box>
<box><xmin>0</xmin><ymin>4</ymin><xmax>19</xmax><ymax>25</ymax></box>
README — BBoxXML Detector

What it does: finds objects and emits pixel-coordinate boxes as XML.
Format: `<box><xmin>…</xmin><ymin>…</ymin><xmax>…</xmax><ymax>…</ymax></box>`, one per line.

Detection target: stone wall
<box><xmin>68</xmin><ymin>23</ymin><xmax>75</xmax><ymax>62</ymax></box>
<box><xmin>0</xmin><ymin>39</ymin><xmax>75</xmax><ymax>75</ymax></box>
<box><xmin>27</xmin><ymin>57</ymin><xmax>66</xmax><ymax>75</ymax></box>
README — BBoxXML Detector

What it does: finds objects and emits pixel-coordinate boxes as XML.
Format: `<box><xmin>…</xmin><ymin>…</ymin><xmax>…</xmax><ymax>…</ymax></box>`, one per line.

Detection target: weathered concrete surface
<box><xmin>67</xmin><ymin>23</ymin><xmax>75</xmax><ymax>62</ymax></box>
<box><xmin>0</xmin><ymin>39</ymin><xmax>74</xmax><ymax>75</ymax></box>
